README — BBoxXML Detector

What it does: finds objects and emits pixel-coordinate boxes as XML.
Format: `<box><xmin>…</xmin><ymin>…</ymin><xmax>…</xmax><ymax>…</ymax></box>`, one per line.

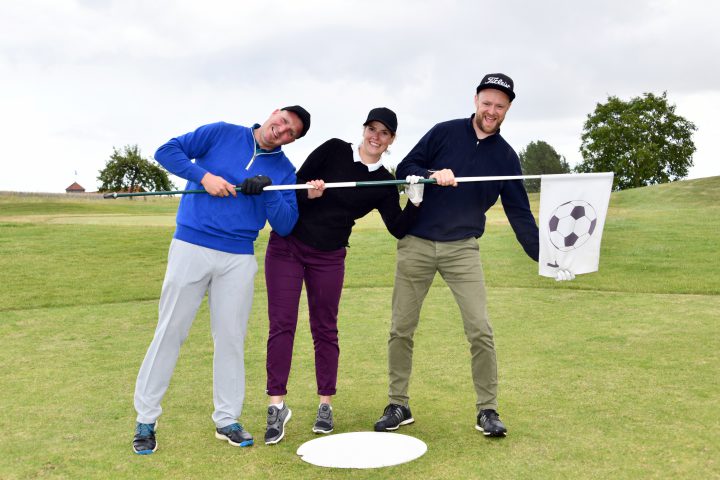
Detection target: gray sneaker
<box><xmin>265</xmin><ymin>404</ymin><xmax>292</xmax><ymax>445</ymax></box>
<box><xmin>215</xmin><ymin>423</ymin><xmax>254</xmax><ymax>447</ymax></box>
<box><xmin>312</xmin><ymin>403</ymin><xmax>334</xmax><ymax>434</ymax></box>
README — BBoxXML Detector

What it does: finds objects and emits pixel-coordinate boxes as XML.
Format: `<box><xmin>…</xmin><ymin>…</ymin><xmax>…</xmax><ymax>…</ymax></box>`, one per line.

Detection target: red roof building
<box><xmin>65</xmin><ymin>182</ymin><xmax>86</xmax><ymax>193</ymax></box>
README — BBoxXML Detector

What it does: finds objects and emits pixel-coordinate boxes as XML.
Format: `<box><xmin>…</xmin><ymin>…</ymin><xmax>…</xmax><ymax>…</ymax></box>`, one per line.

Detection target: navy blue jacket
<box><xmin>396</xmin><ymin>115</ymin><xmax>539</xmax><ymax>261</ymax></box>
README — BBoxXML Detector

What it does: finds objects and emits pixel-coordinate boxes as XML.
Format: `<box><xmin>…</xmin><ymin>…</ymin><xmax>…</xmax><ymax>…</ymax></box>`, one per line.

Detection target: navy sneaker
<box><xmin>265</xmin><ymin>404</ymin><xmax>292</xmax><ymax>445</ymax></box>
<box><xmin>476</xmin><ymin>409</ymin><xmax>507</xmax><ymax>437</ymax></box>
<box><xmin>133</xmin><ymin>422</ymin><xmax>157</xmax><ymax>455</ymax></box>
<box><xmin>215</xmin><ymin>423</ymin><xmax>254</xmax><ymax>447</ymax></box>
<box><xmin>374</xmin><ymin>404</ymin><xmax>414</xmax><ymax>431</ymax></box>
<box><xmin>312</xmin><ymin>403</ymin><xmax>334</xmax><ymax>434</ymax></box>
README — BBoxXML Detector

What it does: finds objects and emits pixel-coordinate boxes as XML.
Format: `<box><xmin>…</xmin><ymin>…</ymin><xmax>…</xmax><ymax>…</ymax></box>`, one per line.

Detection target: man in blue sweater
<box><xmin>132</xmin><ymin>106</ymin><xmax>310</xmax><ymax>455</ymax></box>
<box><xmin>373</xmin><ymin>74</ymin><xmax>572</xmax><ymax>437</ymax></box>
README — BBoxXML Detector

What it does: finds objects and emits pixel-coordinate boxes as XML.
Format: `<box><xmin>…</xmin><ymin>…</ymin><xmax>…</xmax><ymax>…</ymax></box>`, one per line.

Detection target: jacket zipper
<box><xmin>245</xmin><ymin>127</ymin><xmax>278</xmax><ymax>170</ymax></box>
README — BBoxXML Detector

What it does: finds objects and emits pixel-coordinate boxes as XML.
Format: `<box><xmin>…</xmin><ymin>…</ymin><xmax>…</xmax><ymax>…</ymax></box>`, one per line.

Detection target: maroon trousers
<box><xmin>264</xmin><ymin>231</ymin><xmax>346</xmax><ymax>396</ymax></box>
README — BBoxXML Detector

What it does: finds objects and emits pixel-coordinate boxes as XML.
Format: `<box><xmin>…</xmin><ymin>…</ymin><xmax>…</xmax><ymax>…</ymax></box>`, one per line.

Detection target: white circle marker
<box><xmin>296</xmin><ymin>431</ymin><xmax>427</xmax><ymax>469</ymax></box>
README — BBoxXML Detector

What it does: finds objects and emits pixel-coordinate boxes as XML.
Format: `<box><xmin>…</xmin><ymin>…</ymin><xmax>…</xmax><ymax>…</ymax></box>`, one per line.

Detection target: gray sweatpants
<box><xmin>134</xmin><ymin>239</ymin><xmax>257</xmax><ymax>428</ymax></box>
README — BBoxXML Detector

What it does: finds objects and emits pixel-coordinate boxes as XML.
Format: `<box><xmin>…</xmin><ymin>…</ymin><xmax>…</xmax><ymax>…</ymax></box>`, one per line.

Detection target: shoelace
<box><xmin>136</xmin><ymin>423</ymin><xmax>154</xmax><ymax>438</ymax></box>
<box><xmin>384</xmin><ymin>405</ymin><xmax>403</xmax><ymax>420</ymax></box>
<box><xmin>318</xmin><ymin>406</ymin><xmax>332</xmax><ymax>420</ymax></box>
<box><xmin>227</xmin><ymin>423</ymin><xmax>242</xmax><ymax>432</ymax></box>
<box><xmin>267</xmin><ymin>407</ymin><xmax>280</xmax><ymax>425</ymax></box>
<box><xmin>481</xmin><ymin>410</ymin><xmax>499</xmax><ymax>422</ymax></box>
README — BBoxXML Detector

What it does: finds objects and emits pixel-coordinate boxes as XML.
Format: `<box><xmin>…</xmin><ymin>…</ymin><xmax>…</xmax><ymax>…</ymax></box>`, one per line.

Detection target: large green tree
<box><xmin>576</xmin><ymin>92</ymin><xmax>696</xmax><ymax>190</ymax></box>
<box><xmin>518</xmin><ymin>140</ymin><xmax>571</xmax><ymax>192</ymax></box>
<box><xmin>97</xmin><ymin>145</ymin><xmax>175</xmax><ymax>193</ymax></box>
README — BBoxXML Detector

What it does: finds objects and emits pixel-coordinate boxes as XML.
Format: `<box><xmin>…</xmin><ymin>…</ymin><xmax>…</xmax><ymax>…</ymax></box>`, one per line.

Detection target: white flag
<box><xmin>538</xmin><ymin>173</ymin><xmax>613</xmax><ymax>278</ymax></box>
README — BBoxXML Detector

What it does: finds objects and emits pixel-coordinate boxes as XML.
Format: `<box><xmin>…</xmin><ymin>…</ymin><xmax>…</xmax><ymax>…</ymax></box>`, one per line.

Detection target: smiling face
<box><xmin>473</xmin><ymin>89</ymin><xmax>512</xmax><ymax>138</ymax></box>
<box><xmin>255</xmin><ymin>109</ymin><xmax>304</xmax><ymax>150</ymax></box>
<box><xmin>361</xmin><ymin>121</ymin><xmax>395</xmax><ymax>159</ymax></box>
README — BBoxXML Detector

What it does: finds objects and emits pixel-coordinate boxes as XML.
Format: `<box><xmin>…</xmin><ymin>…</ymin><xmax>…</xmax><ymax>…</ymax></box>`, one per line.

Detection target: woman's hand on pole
<box><xmin>306</xmin><ymin>179</ymin><xmax>326</xmax><ymax>199</ymax></box>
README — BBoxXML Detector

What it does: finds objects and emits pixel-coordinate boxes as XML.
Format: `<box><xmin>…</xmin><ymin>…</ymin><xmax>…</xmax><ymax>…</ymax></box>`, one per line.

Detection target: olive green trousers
<box><xmin>387</xmin><ymin>235</ymin><xmax>499</xmax><ymax>412</ymax></box>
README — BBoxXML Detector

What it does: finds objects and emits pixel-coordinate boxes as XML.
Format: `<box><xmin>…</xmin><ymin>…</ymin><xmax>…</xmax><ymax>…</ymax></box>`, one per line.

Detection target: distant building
<box><xmin>65</xmin><ymin>182</ymin><xmax>86</xmax><ymax>193</ymax></box>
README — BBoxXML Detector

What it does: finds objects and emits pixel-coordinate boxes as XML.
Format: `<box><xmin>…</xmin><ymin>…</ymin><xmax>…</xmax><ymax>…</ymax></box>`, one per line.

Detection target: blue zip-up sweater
<box><xmin>396</xmin><ymin>115</ymin><xmax>539</xmax><ymax>261</ymax></box>
<box><xmin>155</xmin><ymin>121</ymin><xmax>299</xmax><ymax>254</ymax></box>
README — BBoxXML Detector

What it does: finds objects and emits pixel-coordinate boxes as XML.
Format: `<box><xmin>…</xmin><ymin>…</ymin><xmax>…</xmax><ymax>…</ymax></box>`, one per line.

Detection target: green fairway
<box><xmin>1</xmin><ymin>179</ymin><xmax>718</xmax><ymax>479</ymax></box>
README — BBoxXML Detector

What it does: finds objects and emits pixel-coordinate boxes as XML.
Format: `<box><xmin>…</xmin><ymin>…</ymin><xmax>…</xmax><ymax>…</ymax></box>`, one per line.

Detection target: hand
<box><xmin>429</xmin><ymin>168</ymin><xmax>457</xmax><ymax>187</ymax></box>
<box><xmin>201</xmin><ymin>172</ymin><xmax>236</xmax><ymax>197</ymax></box>
<box><xmin>405</xmin><ymin>175</ymin><xmax>424</xmax><ymax>205</ymax></box>
<box><xmin>240</xmin><ymin>175</ymin><xmax>272</xmax><ymax>195</ymax></box>
<box><xmin>306</xmin><ymin>179</ymin><xmax>326</xmax><ymax>199</ymax></box>
<box><xmin>555</xmin><ymin>269</ymin><xmax>576</xmax><ymax>282</ymax></box>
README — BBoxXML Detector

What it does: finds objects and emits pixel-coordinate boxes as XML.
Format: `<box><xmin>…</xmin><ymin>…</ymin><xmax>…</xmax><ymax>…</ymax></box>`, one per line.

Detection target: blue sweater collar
<box><xmin>251</xmin><ymin>124</ymin><xmax>282</xmax><ymax>154</ymax></box>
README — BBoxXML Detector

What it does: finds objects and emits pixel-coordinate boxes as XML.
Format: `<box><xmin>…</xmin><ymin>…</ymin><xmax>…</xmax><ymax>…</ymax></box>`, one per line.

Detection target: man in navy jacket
<box><xmin>374</xmin><ymin>74</ymin><xmax>570</xmax><ymax>437</ymax></box>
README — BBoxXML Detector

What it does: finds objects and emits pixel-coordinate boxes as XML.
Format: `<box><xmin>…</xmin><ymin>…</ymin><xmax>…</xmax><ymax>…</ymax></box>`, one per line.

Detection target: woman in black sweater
<box><xmin>263</xmin><ymin>108</ymin><xmax>423</xmax><ymax>444</ymax></box>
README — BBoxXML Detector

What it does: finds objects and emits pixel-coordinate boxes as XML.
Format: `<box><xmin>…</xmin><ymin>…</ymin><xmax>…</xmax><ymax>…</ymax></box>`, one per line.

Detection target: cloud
<box><xmin>1</xmin><ymin>0</ymin><xmax>718</xmax><ymax>192</ymax></box>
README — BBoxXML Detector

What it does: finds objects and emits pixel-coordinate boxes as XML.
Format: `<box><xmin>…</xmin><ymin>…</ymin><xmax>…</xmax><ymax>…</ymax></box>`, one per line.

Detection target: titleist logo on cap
<box><xmin>476</xmin><ymin>73</ymin><xmax>515</xmax><ymax>100</ymax></box>
<box><xmin>483</xmin><ymin>76</ymin><xmax>511</xmax><ymax>89</ymax></box>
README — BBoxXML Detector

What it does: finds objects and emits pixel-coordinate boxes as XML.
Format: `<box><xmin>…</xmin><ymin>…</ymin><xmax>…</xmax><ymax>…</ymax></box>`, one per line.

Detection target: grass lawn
<box><xmin>1</xmin><ymin>178</ymin><xmax>718</xmax><ymax>479</ymax></box>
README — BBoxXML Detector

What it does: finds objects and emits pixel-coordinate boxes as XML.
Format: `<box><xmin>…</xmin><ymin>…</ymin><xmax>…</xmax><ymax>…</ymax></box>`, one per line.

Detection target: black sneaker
<box><xmin>475</xmin><ymin>409</ymin><xmax>507</xmax><ymax>437</ymax></box>
<box><xmin>312</xmin><ymin>403</ymin><xmax>334</xmax><ymax>434</ymax></box>
<box><xmin>265</xmin><ymin>404</ymin><xmax>292</xmax><ymax>445</ymax></box>
<box><xmin>215</xmin><ymin>423</ymin><xmax>254</xmax><ymax>447</ymax></box>
<box><xmin>133</xmin><ymin>421</ymin><xmax>157</xmax><ymax>455</ymax></box>
<box><xmin>373</xmin><ymin>404</ymin><xmax>414</xmax><ymax>432</ymax></box>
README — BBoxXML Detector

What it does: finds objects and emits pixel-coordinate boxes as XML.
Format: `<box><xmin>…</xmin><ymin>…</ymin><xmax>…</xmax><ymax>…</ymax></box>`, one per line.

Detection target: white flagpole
<box><xmin>263</xmin><ymin>174</ymin><xmax>547</xmax><ymax>191</ymax></box>
<box><xmin>262</xmin><ymin>173</ymin><xmax>614</xmax><ymax>191</ymax></box>
<box><xmin>104</xmin><ymin>173</ymin><xmax>612</xmax><ymax>198</ymax></box>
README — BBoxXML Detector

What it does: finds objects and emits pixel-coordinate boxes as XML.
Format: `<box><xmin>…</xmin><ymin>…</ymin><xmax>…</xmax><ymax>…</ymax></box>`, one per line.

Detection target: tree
<box><xmin>576</xmin><ymin>92</ymin><xmax>696</xmax><ymax>191</ymax></box>
<box><xmin>518</xmin><ymin>140</ymin><xmax>571</xmax><ymax>192</ymax></box>
<box><xmin>97</xmin><ymin>145</ymin><xmax>175</xmax><ymax>194</ymax></box>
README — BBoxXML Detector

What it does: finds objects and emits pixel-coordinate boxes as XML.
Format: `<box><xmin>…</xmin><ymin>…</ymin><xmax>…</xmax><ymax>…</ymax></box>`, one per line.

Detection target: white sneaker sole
<box><xmin>382</xmin><ymin>417</ymin><xmax>415</xmax><ymax>431</ymax></box>
<box><xmin>475</xmin><ymin>425</ymin><xmax>507</xmax><ymax>437</ymax></box>
<box><xmin>215</xmin><ymin>430</ymin><xmax>254</xmax><ymax>447</ymax></box>
<box><xmin>312</xmin><ymin>426</ymin><xmax>334</xmax><ymax>434</ymax></box>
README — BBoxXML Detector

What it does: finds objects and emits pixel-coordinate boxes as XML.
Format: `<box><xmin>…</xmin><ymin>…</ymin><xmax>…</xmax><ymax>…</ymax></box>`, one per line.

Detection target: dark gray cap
<box><xmin>281</xmin><ymin>105</ymin><xmax>311</xmax><ymax>138</ymax></box>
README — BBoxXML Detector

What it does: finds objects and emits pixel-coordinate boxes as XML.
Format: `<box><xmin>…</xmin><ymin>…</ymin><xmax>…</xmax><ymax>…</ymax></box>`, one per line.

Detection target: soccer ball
<box><xmin>548</xmin><ymin>200</ymin><xmax>598</xmax><ymax>251</ymax></box>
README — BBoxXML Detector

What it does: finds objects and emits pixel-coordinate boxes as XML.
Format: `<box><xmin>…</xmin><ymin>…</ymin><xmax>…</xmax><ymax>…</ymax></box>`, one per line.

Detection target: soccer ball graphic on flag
<box><xmin>548</xmin><ymin>200</ymin><xmax>598</xmax><ymax>251</ymax></box>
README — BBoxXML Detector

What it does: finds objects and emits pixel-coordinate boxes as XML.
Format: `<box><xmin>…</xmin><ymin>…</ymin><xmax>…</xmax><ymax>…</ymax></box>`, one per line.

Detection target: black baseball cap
<box><xmin>281</xmin><ymin>105</ymin><xmax>311</xmax><ymax>138</ymax></box>
<box><xmin>363</xmin><ymin>107</ymin><xmax>398</xmax><ymax>133</ymax></box>
<box><xmin>476</xmin><ymin>73</ymin><xmax>515</xmax><ymax>102</ymax></box>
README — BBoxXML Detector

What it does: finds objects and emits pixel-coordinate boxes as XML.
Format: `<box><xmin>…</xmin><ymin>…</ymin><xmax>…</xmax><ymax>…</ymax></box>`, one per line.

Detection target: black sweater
<box><xmin>291</xmin><ymin>138</ymin><xmax>420</xmax><ymax>251</ymax></box>
<box><xmin>396</xmin><ymin>115</ymin><xmax>539</xmax><ymax>261</ymax></box>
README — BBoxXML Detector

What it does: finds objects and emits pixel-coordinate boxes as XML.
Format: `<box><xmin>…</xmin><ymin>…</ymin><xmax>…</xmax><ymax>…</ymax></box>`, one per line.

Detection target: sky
<box><xmin>1</xmin><ymin>0</ymin><xmax>718</xmax><ymax>193</ymax></box>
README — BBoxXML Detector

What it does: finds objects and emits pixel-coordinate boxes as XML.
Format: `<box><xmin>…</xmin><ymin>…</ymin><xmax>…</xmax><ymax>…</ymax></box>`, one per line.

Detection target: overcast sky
<box><xmin>1</xmin><ymin>0</ymin><xmax>718</xmax><ymax>193</ymax></box>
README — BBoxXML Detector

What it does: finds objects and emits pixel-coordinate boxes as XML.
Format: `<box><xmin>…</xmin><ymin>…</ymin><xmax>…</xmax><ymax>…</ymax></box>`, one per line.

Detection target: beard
<box><xmin>475</xmin><ymin>114</ymin><xmax>504</xmax><ymax>135</ymax></box>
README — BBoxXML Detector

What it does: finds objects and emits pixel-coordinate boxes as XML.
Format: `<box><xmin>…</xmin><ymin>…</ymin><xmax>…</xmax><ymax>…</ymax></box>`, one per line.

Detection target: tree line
<box><xmin>520</xmin><ymin>91</ymin><xmax>696</xmax><ymax>191</ymax></box>
<box><xmin>98</xmin><ymin>91</ymin><xmax>696</xmax><ymax>194</ymax></box>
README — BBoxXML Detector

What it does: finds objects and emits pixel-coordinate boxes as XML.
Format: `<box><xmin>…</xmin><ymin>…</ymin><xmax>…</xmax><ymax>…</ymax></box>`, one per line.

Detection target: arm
<box><xmin>295</xmin><ymin>139</ymin><xmax>336</xmax><ymax>204</ymax></box>
<box><xmin>397</xmin><ymin>126</ymin><xmax>457</xmax><ymax>187</ymax></box>
<box><xmin>376</xmin><ymin>189</ymin><xmax>421</xmax><ymax>239</ymax></box>
<box><xmin>500</xmin><ymin>179</ymin><xmax>539</xmax><ymax>262</ymax></box>
<box><xmin>396</xmin><ymin>129</ymin><xmax>434</xmax><ymax>179</ymax></box>
<box><xmin>264</xmin><ymin>168</ymin><xmax>299</xmax><ymax>236</ymax></box>
<box><xmin>155</xmin><ymin>122</ymin><xmax>236</xmax><ymax>196</ymax></box>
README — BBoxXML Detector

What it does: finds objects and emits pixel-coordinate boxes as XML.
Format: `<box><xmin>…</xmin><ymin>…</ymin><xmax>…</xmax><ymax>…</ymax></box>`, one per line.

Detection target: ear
<box><xmin>473</xmin><ymin>94</ymin><xmax>479</xmax><ymax>109</ymax></box>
